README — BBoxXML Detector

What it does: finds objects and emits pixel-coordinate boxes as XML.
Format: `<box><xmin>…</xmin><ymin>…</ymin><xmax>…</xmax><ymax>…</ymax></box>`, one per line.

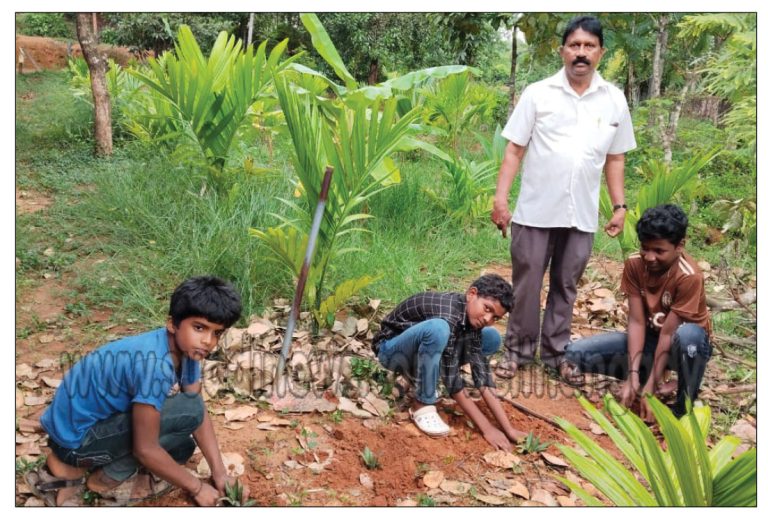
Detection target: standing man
<box><xmin>491</xmin><ymin>16</ymin><xmax>636</xmax><ymax>382</ymax></box>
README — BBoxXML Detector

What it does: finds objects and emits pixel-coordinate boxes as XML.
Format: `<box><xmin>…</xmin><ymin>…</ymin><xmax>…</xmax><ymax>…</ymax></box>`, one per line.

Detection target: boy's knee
<box><xmin>162</xmin><ymin>392</ymin><xmax>205</xmax><ymax>433</ymax></box>
<box><xmin>481</xmin><ymin>328</ymin><xmax>502</xmax><ymax>357</ymax></box>
<box><xmin>422</xmin><ymin>319</ymin><xmax>451</xmax><ymax>347</ymax></box>
<box><xmin>674</xmin><ymin>324</ymin><xmax>710</xmax><ymax>358</ymax></box>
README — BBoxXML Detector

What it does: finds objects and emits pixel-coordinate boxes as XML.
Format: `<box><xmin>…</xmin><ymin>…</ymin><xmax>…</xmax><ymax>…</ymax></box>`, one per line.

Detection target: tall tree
<box><xmin>75</xmin><ymin>12</ymin><xmax>112</xmax><ymax>157</ymax></box>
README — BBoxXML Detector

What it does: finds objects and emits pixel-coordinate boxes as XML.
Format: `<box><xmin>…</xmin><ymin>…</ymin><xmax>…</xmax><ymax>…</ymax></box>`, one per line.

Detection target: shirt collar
<box><xmin>550</xmin><ymin>67</ymin><xmax>608</xmax><ymax>97</ymax></box>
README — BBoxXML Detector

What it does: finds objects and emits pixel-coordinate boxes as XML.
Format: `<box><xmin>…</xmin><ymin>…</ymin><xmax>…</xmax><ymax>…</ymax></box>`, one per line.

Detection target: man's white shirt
<box><xmin>501</xmin><ymin>68</ymin><xmax>636</xmax><ymax>233</ymax></box>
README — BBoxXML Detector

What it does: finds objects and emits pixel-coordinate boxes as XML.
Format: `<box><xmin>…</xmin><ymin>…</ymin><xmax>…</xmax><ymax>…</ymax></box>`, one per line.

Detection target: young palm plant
<box><xmin>599</xmin><ymin>150</ymin><xmax>716</xmax><ymax>256</ymax></box>
<box><xmin>555</xmin><ymin>394</ymin><xmax>756</xmax><ymax>506</ymax></box>
<box><xmin>131</xmin><ymin>25</ymin><xmax>297</xmax><ymax>178</ymax></box>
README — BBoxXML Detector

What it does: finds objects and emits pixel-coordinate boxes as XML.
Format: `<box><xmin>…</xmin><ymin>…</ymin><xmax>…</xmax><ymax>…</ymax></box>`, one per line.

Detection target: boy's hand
<box><xmin>483</xmin><ymin>426</ymin><xmax>513</xmax><ymax>451</ymax></box>
<box><xmin>504</xmin><ymin>427</ymin><xmax>527</xmax><ymax>444</ymax></box>
<box><xmin>214</xmin><ymin>474</ymin><xmax>250</xmax><ymax>502</ymax></box>
<box><xmin>639</xmin><ymin>382</ymin><xmax>657</xmax><ymax>422</ymax></box>
<box><xmin>194</xmin><ymin>482</ymin><xmax>220</xmax><ymax>507</ymax></box>
<box><xmin>619</xmin><ymin>374</ymin><xmax>641</xmax><ymax>407</ymax></box>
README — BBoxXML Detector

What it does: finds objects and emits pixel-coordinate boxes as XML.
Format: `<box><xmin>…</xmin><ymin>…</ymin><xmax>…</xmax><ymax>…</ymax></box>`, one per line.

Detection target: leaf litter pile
<box><xmin>15</xmin><ymin>258</ymin><xmax>756</xmax><ymax>506</ymax></box>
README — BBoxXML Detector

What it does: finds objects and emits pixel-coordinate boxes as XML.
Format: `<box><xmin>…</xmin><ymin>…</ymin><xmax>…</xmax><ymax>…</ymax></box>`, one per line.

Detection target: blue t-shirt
<box><xmin>40</xmin><ymin>328</ymin><xmax>201</xmax><ymax>449</ymax></box>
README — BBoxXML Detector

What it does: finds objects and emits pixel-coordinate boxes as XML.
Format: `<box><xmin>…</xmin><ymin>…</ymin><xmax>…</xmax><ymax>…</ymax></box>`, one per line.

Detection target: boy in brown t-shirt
<box><xmin>565</xmin><ymin>204</ymin><xmax>711</xmax><ymax>420</ymax></box>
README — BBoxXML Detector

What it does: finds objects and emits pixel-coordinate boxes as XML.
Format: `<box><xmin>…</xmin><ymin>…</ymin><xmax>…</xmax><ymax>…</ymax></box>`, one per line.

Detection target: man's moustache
<box><xmin>573</xmin><ymin>58</ymin><xmax>591</xmax><ymax>65</ymax></box>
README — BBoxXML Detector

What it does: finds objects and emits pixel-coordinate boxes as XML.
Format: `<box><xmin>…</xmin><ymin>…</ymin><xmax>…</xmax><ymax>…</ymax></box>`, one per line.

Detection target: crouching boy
<box><xmin>372</xmin><ymin>274</ymin><xmax>527</xmax><ymax>449</ymax></box>
<box><xmin>33</xmin><ymin>276</ymin><xmax>245</xmax><ymax>506</ymax></box>
<box><xmin>565</xmin><ymin>204</ymin><xmax>712</xmax><ymax>420</ymax></box>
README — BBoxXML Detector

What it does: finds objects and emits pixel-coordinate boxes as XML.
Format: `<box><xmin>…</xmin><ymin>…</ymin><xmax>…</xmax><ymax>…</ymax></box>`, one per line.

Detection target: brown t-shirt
<box><xmin>621</xmin><ymin>250</ymin><xmax>711</xmax><ymax>334</ymax></box>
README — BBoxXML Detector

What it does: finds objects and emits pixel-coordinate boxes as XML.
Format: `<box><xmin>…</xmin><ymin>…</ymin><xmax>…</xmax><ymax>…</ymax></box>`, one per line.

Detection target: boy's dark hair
<box><xmin>636</xmin><ymin>204</ymin><xmax>689</xmax><ymax>245</ymax></box>
<box><xmin>169</xmin><ymin>275</ymin><xmax>242</xmax><ymax>328</ymax></box>
<box><xmin>470</xmin><ymin>273</ymin><xmax>514</xmax><ymax>312</ymax></box>
<box><xmin>562</xmin><ymin>15</ymin><xmax>604</xmax><ymax>47</ymax></box>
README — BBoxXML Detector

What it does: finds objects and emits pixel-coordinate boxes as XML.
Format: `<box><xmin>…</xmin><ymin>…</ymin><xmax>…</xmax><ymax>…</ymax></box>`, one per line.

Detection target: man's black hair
<box><xmin>470</xmin><ymin>273</ymin><xmax>514</xmax><ymax>312</ymax></box>
<box><xmin>636</xmin><ymin>204</ymin><xmax>689</xmax><ymax>246</ymax></box>
<box><xmin>169</xmin><ymin>275</ymin><xmax>242</xmax><ymax>328</ymax></box>
<box><xmin>562</xmin><ymin>15</ymin><xmax>604</xmax><ymax>47</ymax></box>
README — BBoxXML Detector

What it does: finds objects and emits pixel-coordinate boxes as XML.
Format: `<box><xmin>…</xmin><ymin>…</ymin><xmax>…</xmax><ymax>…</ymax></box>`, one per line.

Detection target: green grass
<box><xmin>15</xmin><ymin>70</ymin><xmax>756</xmax><ymax>340</ymax></box>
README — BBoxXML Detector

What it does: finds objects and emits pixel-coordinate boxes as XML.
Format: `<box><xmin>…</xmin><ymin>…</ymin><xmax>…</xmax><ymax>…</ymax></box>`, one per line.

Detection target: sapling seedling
<box><xmin>218</xmin><ymin>479</ymin><xmax>256</xmax><ymax>507</ymax></box>
<box><xmin>516</xmin><ymin>431</ymin><xmax>551</xmax><ymax>454</ymax></box>
<box><xmin>360</xmin><ymin>446</ymin><xmax>380</xmax><ymax>469</ymax></box>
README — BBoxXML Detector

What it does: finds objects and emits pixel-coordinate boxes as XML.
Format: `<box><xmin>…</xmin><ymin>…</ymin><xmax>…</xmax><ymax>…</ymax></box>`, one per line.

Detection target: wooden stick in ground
<box><xmin>274</xmin><ymin>166</ymin><xmax>334</xmax><ymax>395</ymax></box>
<box><xmin>500</xmin><ymin>394</ymin><xmax>562</xmax><ymax>430</ymax></box>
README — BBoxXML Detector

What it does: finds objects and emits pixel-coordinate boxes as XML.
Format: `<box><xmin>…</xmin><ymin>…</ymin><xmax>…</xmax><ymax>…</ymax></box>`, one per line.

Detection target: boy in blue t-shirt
<box><xmin>32</xmin><ymin>276</ymin><xmax>243</xmax><ymax>506</ymax></box>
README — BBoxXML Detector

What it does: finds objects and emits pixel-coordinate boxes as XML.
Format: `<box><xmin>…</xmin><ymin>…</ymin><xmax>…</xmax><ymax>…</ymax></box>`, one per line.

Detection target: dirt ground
<box><xmin>15</xmin><ymin>34</ymin><xmax>137</xmax><ymax>73</ymax></box>
<box><xmin>15</xmin><ymin>184</ymin><xmax>631</xmax><ymax>507</ymax></box>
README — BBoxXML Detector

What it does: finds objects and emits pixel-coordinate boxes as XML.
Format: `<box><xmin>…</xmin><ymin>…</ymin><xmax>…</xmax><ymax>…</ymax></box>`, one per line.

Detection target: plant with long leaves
<box><xmin>599</xmin><ymin>150</ymin><xmax>716</xmax><ymax>256</ymax></box>
<box><xmin>252</xmin><ymin>77</ymin><xmax>420</xmax><ymax>328</ymax></box>
<box><xmin>555</xmin><ymin>394</ymin><xmax>756</xmax><ymax>507</ymax></box>
<box><xmin>131</xmin><ymin>25</ymin><xmax>297</xmax><ymax>175</ymax></box>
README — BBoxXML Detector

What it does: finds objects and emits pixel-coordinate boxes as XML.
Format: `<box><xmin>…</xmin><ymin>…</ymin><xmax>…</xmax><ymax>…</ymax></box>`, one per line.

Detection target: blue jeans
<box><xmin>565</xmin><ymin>323</ymin><xmax>711</xmax><ymax>416</ymax></box>
<box><xmin>48</xmin><ymin>392</ymin><xmax>205</xmax><ymax>481</ymax></box>
<box><xmin>377</xmin><ymin>319</ymin><xmax>501</xmax><ymax>404</ymax></box>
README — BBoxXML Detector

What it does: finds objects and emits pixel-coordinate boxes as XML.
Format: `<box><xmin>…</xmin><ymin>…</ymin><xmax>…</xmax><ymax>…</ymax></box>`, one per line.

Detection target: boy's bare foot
<box><xmin>86</xmin><ymin>468</ymin><xmax>123</xmax><ymax>494</ymax></box>
<box><xmin>45</xmin><ymin>452</ymin><xmax>86</xmax><ymax>505</ymax></box>
<box><xmin>657</xmin><ymin>379</ymin><xmax>678</xmax><ymax>398</ymax></box>
<box><xmin>88</xmin><ymin>469</ymin><xmax>173</xmax><ymax>505</ymax></box>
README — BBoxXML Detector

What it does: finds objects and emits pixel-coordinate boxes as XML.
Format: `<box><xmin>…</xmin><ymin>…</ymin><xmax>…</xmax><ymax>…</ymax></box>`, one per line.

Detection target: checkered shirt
<box><xmin>373</xmin><ymin>292</ymin><xmax>495</xmax><ymax>395</ymax></box>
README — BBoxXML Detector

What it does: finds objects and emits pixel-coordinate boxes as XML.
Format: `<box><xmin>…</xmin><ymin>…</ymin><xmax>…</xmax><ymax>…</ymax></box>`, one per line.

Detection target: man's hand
<box><xmin>604</xmin><ymin>209</ymin><xmax>626</xmax><ymax>237</ymax></box>
<box><xmin>619</xmin><ymin>372</ymin><xmax>640</xmax><ymax>407</ymax></box>
<box><xmin>483</xmin><ymin>426</ymin><xmax>513</xmax><ymax>451</ymax></box>
<box><xmin>491</xmin><ymin>202</ymin><xmax>512</xmax><ymax>238</ymax></box>
<box><xmin>194</xmin><ymin>482</ymin><xmax>221</xmax><ymax>507</ymax></box>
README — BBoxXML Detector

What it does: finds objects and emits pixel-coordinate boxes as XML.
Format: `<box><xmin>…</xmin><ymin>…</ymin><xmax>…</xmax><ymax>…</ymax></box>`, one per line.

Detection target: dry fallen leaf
<box><xmin>557</xmin><ymin>495</ymin><xmax>577</xmax><ymax>507</ymax></box>
<box><xmin>38</xmin><ymin>334</ymin><xmax>54</xmax><ymax>344</ymax></box>
<box><xmin>507</xmin><ymin>481</ymin><xmax>530</xmax><ymax>500</ymax></box>
<box><xmin>17</xmin><ymin>418</ymin><xmax>42</xmax><ymax>433</ymax></box>
<box><xmin>197</xmin><ymin>452</ymin><xmax>244</xmax><ymax>477</ymax></box>
<box><xmin>423</xmin><ymin>470</ymin><xmax>445</xmax><ymax>489</ymax></box>
<box><xmin>35</xmin><ymin>358</ymin><xmax>58</xmax><ymax>369</ymax></box>
<box><xmin>42</xmin><ymin>376</ymin><xmax>62</xmax><ymax>389</ymax></box>
<box><xmin>541</xmin><ymin>452</ymin><xmax>568</xmax><ymax>467</ymax></box>
<box><xmin>224</xmin><ymin>405</ymin><xmax>259</xmax><ymax>422</ymax></box>
<box><xmin>474</xmin><ymin>493</ymin><xmax>506</xmax><ymax>506</ymax></box>
<box><xmin>483</xmin><ymin>450</ymin><xmax>522</xmax><ymax>469</ymax></box>
<box><xmin>24</xmin><ymin>395</ymin><xmax>47</xmax><ymax>407</ymax></box>
<box><xmin>395</xmin><ymin>499</ymin><xmax>418</xmax><ymax>507</ymax></box>
<box><xmin>20</xmin><ymin>380</ymin><xmax>40</xmax><ymax>390</ymax></box>
<box><xmin>440</xmin><ymin>480</ymin><xmax>472</xmax><ymax>495</ymax></box>
<box><xmin>247</xmin><ymin>321</ymin><xmax>273</xmax><ymax>337</ymax></box>
<box><xmin>531</xmin><ymin>488</ymin><xmax>559</xmax><ymax>506</ymax></box>
<box><xmin>730</xmin><ymin>419</ymin><xmax>756</xmax><ymax>444</ymax></box>
<box><xmin>16</xmin><ymin>364</ymin><xmax>37</xmax><ymax>380</ymax></box>
<box><xmin>16</xmin><ymin>442</ymin><xmax>42</xmax><ymax>456</ymax></box>
<box><xmin>224</xmin><ymin>422</ymin><xmax>246</xmax><ymax>431</ymax></box>
<box><xmin>588</xmin><ymin>422</ymin><xmax>606</xmax><ymax>435</ymax></box>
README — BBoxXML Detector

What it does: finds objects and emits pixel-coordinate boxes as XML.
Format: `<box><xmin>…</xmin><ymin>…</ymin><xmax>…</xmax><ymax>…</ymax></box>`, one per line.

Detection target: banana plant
<box><xmin>131</xmin><ymin>25</ymin><xmax>298</xmax><ymax>176</ymax></box>
<box><xmin>555</xmin><ymin>394</ymin><xmax>756</xmax><ymax>506</ymax></box>
<box><xmin>600</xmin><ymin>149</ymin><xmax>717</xmax><ymax>256</ymax></box>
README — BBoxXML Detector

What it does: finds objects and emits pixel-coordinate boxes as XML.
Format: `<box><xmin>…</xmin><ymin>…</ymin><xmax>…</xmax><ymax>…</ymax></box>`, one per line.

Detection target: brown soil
<box><xmin>15</xmin><ymin>34</ymin><xmax>137</xmax><ymax>73</ymax></box>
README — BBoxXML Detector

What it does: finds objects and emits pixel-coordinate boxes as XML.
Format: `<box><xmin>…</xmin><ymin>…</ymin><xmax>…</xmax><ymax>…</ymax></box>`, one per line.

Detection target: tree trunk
<box><xmin>647</xmin><ymin>14</ymin><xmax>669</xmax><ymax>131</ymax></box>
<box><xmin>660</xmin><ymin>72</ymin><xmax>697</xmax><ymax>164</ymax></box>
<box><xmin>507</xmin><ymin>25</ymin><xmax>518</xmax><ymax>118</ymax></box>
<box><xmin>650</xmin><ymin>14</ymin><xmax>669</xmax><ymax>99</ymax></box>
<box><xmin>76</xmin><ymin>13</ymin><xmax>112</xmax><ymax>157</ymax></box>
<box><xmin>626</xmin><ymin>60</ymin><xmax>639</xmax><ymax>109</ymax></box>
<box><xmin>367</xmin><ymin>58</ymin><xmax>379</xmax><ymax>85</ymax></box>
<box><xmin>247</xmin><ymin>13</ymin><xmax>254</xmax><ymax>47</ymax></box>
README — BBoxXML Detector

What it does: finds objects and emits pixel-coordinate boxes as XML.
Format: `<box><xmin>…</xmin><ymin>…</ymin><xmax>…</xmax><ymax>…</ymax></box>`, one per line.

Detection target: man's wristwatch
<box><xmin>613</xmin><ymin>203</ymin><xmax>628</xmax><ymax>212</ymax></box>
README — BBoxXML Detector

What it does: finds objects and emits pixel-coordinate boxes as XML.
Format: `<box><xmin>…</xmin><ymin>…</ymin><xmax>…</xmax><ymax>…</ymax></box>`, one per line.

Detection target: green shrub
<box><xmin>17</xmin><ymin>13</ymin><xmax>72</xmax><ymax>38</ymax></box>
